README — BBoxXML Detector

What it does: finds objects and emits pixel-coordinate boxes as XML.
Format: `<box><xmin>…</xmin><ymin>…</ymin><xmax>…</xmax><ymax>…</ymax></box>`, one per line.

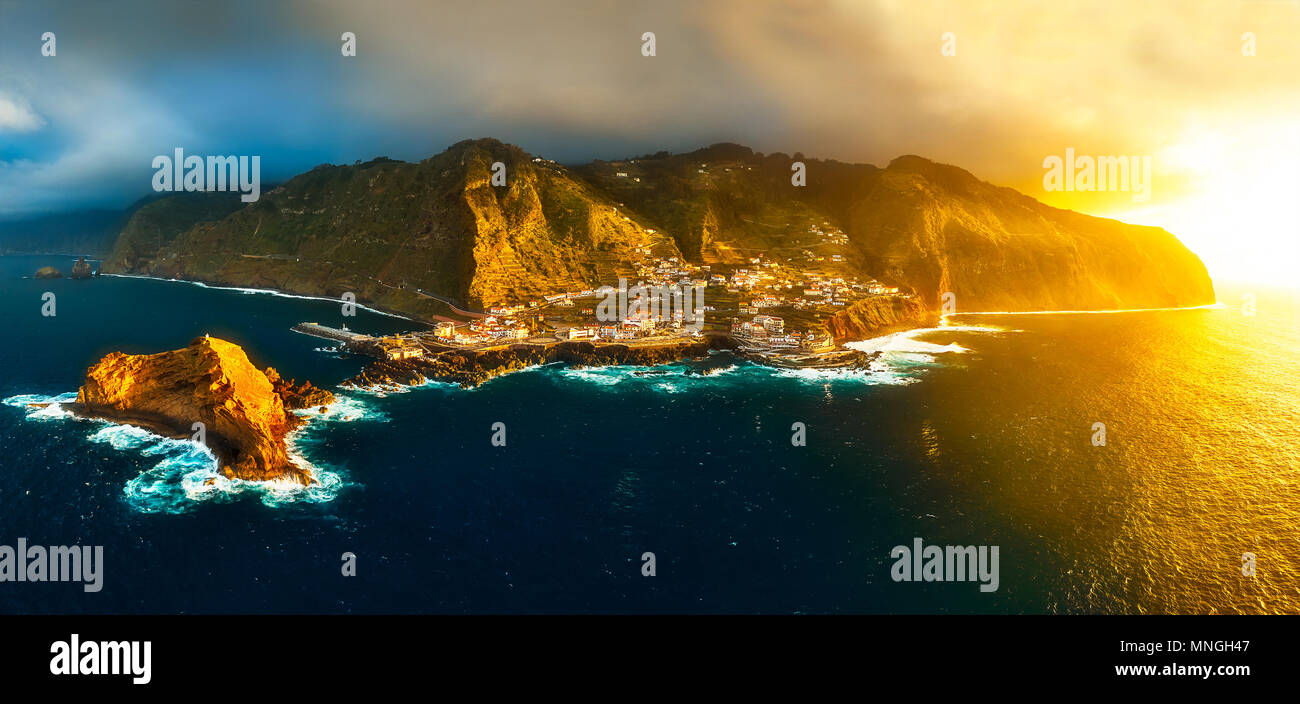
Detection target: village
<box><xmin>293</xmin><ymin>220</ymin><xmax>909</xmax><ymax>362</ymax></box>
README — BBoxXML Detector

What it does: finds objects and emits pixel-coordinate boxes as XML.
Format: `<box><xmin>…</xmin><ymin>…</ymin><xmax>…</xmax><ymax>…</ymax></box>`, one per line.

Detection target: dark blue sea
<box><xmin>1</xmin><ymin>255</ymin><xmax>1297</xmax><ymax>614</ymax></box>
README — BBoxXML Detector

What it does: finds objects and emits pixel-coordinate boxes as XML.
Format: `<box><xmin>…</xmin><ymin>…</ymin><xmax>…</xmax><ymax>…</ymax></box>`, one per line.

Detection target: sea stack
<box><xmin>34</xmin><ymin>266</ymin><xmax>63</xmax><ymax>279</ymax></box>
<box><xmin>69</xmin><ymin>257</ymin><xmax>94</xmax><ymax>279</ymax></box>
<box><xmin>72</xmin><ymin>336</ymin><xmax>332</xmax><ymax>486</ymax></box>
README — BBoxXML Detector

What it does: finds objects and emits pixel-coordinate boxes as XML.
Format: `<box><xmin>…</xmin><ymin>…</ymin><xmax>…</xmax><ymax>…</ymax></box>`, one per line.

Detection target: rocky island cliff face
<box><xmin>72</xmin><ymin>337</ymin><xmax>333</xmax><ymax>486</ymax></box>
<box><xmin>69</xmin><ymin>256</ymin><xmax>94</xmax><ymax>279</ymax></box>
<box><xmin>99</xmin><ymin>139</ymin><xmax>1215</xmax><ymax>339</ymax></box>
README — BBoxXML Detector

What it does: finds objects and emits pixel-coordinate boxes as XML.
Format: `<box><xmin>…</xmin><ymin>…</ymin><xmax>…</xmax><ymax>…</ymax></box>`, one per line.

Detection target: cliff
<box><xmin>836</xmin><ymin>155</ymin><xmax>1216</xmax><ymax>311</ymax></box>
<box><xmin>581</xmin><ymin>146</ymin><xmax>1215</xmax><ymax>312</ymax></box>
<box><xmin>100</xmin><ymin>192</ymin><xmax>245</xmax><ymax>273</ymax></box>
<box><xmin>72</xmin><ymin>337</ymin><xmax>330</xmax><ymax>486</ymax></box>
<box><xmin>101</xmin><ymin>140</ymin><xmax>674</xmax><ymax>315</ymax></box>
<box><xmin>826</xmin><ymin>296</ymin><xmax>939</xmax><ymax>343</ymax></box>
<box><xmin>101</xmin><ymin>139</ymin><xmax>1216</xmax><ymax>328</ymax></box>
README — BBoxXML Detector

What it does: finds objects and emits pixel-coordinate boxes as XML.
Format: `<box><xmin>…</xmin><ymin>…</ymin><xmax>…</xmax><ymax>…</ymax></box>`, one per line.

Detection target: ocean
<box><xmin>1</xmin><ymin>254</ymin><xmax>1296</xmax><ymax>614</ymax></box>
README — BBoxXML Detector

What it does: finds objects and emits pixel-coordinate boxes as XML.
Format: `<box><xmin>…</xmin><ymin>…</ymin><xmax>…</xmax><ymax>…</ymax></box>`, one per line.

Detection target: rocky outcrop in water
<box><xmin>265</xmin><ymin>367</ymin><xmax>335</xmax><ymax>410</ymax></box>
<box><xmin>345</xmin><ymin>338</ymin><xmax>730</xmax><ymax>389</ymax></box>
<box><xmin>34</xmin><ymin>266</ymin><xmax>62</xmax><ymax>279</ymax></box>
<box><xmin>69</xmin><ymin>257</ymin><xmax>94</xmax><ymax>279</ymax></box>
<box><xmin>71</xmin><ymin>336</ymin><xmax>323</xmax><ymax>486</ymax></box>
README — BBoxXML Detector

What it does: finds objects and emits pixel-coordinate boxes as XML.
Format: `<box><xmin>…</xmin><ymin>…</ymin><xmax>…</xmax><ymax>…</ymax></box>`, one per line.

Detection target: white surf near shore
<box><xmin>948</xmin><ymin>302</ymin><xmax>1223</xmax><ymax>316</ymax></box>
<box><xmin>2</xmin><ymin>391</ymin><xmax>381</xmax><ymax>513</ymax></box>
<box><xmin>100</xmin><ymin>273</ymin><xmax>415</xmax><ymax>321</ymax></box>
<box><xmin>845</xmin><ymin>323</ymin><xmax>1006</xmax><ymax>356</ymax></box>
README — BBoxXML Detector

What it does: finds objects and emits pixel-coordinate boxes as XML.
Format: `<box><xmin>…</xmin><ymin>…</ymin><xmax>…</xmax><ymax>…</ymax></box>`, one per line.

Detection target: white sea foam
<box><xmin>559</xmin><ymin>367</ymin><xmax>631</xmax><ymax>386</ymax></box>
<box><xmin>834</xmin><ymin>322</ymin><xmax>1013</xmax><ymax>382</ymax></box>
<box><xmin>949</xmin><ymin>302</ymin><xmax>1223</xmax><ymax>316</ymax></box>
<box><xmin>100</xmin><ymin>273</ymin><xmax>413</xmax><ymax>321</ymax></box>
<box><xmin>553</xmin><ymin>359</ymin><xmax>917</xmax><ymax>389</ymax></box>
<box><xmin>294</xmin><ymin>392</ymin><xmax>387</xmax><ymax>423</ymax></box>
<box><xmin>90</xmin><ymin>424</ymin><xmax>165</xmax><ymax>452</ymax></box>
<box><xmin>346</xmin><ymin>377</ymin><xmax>460</xmax><ymax>396</ymax></box>
<box><xmin>844</xmin><ymin>323</ymin><xmax>1004</xmax><ymax>355</ymax></box>
<box><xmin>766</xmin><ymin>364</ymin><xmax>916</xmax><ymax>386</ymax></box>
<box><xmin>3</xmin><ymin>392</ymin><xmax>79</xmax><ymax>420</ymax></box>
<box><xmin>3</xmin><ymin>391</ymin><xmax>372</xmax><ymax>513</ymax></box>
<box><xmin>699</xmin><ymin>364</ymin><xmax>739</xmax><ymax>377</ymax></box>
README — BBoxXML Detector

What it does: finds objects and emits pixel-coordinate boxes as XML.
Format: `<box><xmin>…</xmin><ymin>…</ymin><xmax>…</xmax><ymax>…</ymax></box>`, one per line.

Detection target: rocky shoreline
<box><xmin>341</xmin><ymin>334</ymin><xmax>882</xmax><ymax>390</ymax></box>
<box><xmin>342</xmin><ymin>337</ymin><xmax>729</xmax><ymax>389</ymax></box>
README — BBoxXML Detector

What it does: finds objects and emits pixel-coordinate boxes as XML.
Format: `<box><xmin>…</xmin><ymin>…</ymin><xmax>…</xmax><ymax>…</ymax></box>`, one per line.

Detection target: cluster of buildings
<box><xmin>566</xmin><ymin>318</ymin><xmax>651</xmax><ymax>342</ymax></box>
<box><xmin>791</xmin><ymin>274</ymin><xmax>901</xmax><ymax>309</ymax></box>
<box><xmin>729</xmin><ymin>314</ymin><xmax>827</xmax><ymax>350</ymax></box>
<box><xmin>727</xmin><ymin>269</ymin><xmax>902</xmax><ymax>312</ymax></box>
<box><xmin>488</xmin><ymin>286</ymin><xmax>602</xmax><ymax>316</ymax></box>
<box><xmin>565</xmin><ymin>290</ymin><xmax>707</xmax><ymax>341</ymax></box>
<box><xmin>293</xmin><ymin>323</ymin><xmax>430</xmax><ymax>362</ymax></box>
<box><xmin>627</xmin><ymin>251</ymin><xmax>710</xmax><ymax>294</ymax></box>
<box><xmin>413</xmin><ymin>214</ymin><xmax>910</xmax><ymax>355</ymax></box>
<box><xmin>433</xmin><ymin>316</ymin><xmax>529</xmax><ymax>345</ymax></box>
<box><xmin>809</xmin><ymin>223</ymin><xmax>850</xmax><ymax>246</ymax></box>
<box><xmin>375</xmin><ymin>335</ymin><xmax>425</xmax><ymax>360</ymax></box>
<box><xmin>798</xmin><ymin>225</ymin><xmax>850</xmax><ymax>263</ymax></box>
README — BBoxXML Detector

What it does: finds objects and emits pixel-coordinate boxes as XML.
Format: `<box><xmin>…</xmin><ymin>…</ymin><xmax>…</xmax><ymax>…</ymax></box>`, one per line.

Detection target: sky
<box><xmin>0</xmin><ymin>0</ymin><xmax>1297</xmax><ymax>285</ymax></box>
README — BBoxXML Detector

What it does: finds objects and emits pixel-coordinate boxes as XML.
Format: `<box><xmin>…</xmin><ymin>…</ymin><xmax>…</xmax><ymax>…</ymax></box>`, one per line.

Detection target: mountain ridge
<box><xmin>98</xmin><ymin>138</ymin><xmax>1215</xmax><ymax>336</ymax></box>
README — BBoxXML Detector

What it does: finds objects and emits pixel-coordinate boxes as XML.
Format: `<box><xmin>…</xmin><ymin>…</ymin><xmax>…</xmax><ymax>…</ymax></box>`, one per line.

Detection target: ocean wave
<box><xmin>559</xmin><ymin>367</ymin><xmax>631</xmax><ymax>386</ymax></box>
<box><xmin>100</xmin><ymin>273</ymin><xmax>412</xmax><ymax>321</ymax></box>
<box><xmin>3</xmin><ymin>392</ymin><xmax>79</xmax><ymax>420</ymax></box>
<box><xmin>3</xmin><ymin>391</ymin><xmax>365</xmax><ymax>513</ymax></box>
<box><xmin>552</xmin><ymin>359</ymin><xmax>916</xmax><ymax>389</ymax></box>
<box><xmin>119</xmin><ymin>440</ymin><xmax>348</xmax><ymax>514</ymax></box>
<box><xmin>703</xmin><ymin>363</ymin><xmax>739</xmax><ymax>376</ymax></box>
<box><xmin>765</xmin><ymin>364</ymin><xmax>916</xmax><ymax>386</ymax></box>
<box><xmin>843</xmin><ymin>325</ymin><xmax>1000</xmax><ymax>355</ymax></box>
<box><xmin>345</xmin><ymin>377</ymin><xmax>462</xmax><ymax>396</ymax></box>
<box><xmin>294</xmin><ymin>392</ymin><xmax>388</xmax><ymax>423</ymax></box>
<box><xmin>947</xmin><ymin>303</ymin><xmax>1223</xmax><ymax>316</ymax></box>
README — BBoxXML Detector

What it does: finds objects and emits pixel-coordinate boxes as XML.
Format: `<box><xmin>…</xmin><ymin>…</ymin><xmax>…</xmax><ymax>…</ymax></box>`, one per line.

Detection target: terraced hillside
<box><xmin>102</xmin><ymin>139</ymin><xmax>1214</xmax><ymax>326</ymax></box>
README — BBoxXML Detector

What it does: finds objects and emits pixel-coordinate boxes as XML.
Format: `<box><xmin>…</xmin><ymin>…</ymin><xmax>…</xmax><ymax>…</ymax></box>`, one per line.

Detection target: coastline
<box><xmin>98</xmin><ymin>272</ymin><xmax>422</xmax><ymax>323</ymax></box>
<box><xmin>7</xmin><ymin>387</ymin><xmax>365</xmax><ymax>509</ymax></box>
<box><xmin>75</xmin><ymin>269</ymin><xmax>1213</xmax><ymax>395</ymax></box>
<box><xmin>338</xmin><ymin>330</ymin><xmax>908</xmax><ymax>390</ymax></box>
<box><xmin>86</xmin><ymin>272</ymin><xmax>907</xmax><ymax>383</ymax></box>
<box><xmin>343</xmin><ymin>336</ymin><xmax>738</xmax><ymax>389</ymax></box>
<box><xmin>948</xmin><ymin>302</ymin><xmax>1223</xmax><ymax>316</ymax></box>
<box><xmin>88</xmin><ymin>270</ymin><xmax>1208</xmax><ymax>390</ymax></box>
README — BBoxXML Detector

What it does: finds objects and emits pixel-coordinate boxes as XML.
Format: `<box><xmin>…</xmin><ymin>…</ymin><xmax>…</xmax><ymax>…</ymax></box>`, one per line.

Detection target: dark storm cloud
<box><xmin>1</xmin><ymin>0</ymin><xmax>1297</xmax><ymax>222</ymax></box>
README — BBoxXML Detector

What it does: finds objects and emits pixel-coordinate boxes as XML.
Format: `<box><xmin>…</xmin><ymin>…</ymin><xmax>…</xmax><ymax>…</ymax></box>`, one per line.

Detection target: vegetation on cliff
<box><xmin>101</xmin><ymin>140</ymin><xmax>673</xmax><ymax>316</ymax></box>
<box><xmin>101</xmin><ymin>192</ymin><xmax>245</xmax><ymax>273</ymax></box>
<box><xmin>100</xmin><ymin>138</ymin><xmax>1216</xmax><ymax>328</ymax></box>
<box><xmin>580</xmin><ymin>146</ymin><xmax>1215</xmax><ymax>312</ymax></box>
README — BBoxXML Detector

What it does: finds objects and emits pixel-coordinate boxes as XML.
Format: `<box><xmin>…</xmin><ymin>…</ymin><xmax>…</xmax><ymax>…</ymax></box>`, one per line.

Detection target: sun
<box><xmin>1108</xmin><ymin>119</ymin><xmax>1300</xmax><ymax>288</ymax></box>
